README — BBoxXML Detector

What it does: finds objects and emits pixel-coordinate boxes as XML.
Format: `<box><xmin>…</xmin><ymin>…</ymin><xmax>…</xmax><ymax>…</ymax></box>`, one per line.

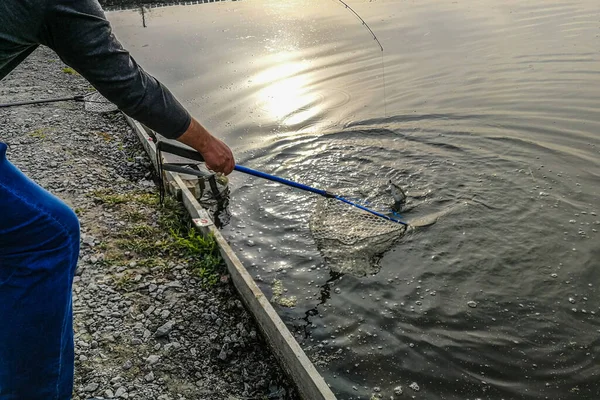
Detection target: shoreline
<box><xmin>0</xmin><ymin>46</ymin><xmax>298</xmax><ymax>400</ymax></box>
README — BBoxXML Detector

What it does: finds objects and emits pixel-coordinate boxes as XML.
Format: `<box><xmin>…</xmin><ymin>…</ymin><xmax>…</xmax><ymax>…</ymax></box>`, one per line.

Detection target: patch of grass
<box><xmin>95</xmin><ymin>189</ymin><xmax>225</xmax><ymax>288</ymax></box>
<box><xmin>124</xmin><ymin>210</ymin><xmax>146</xmax><ymax>222</ymax></box>
<box><xmin>62</xmin><ymin>67</ymin><xmax>78</xmax><ymax>75</ymax></box>
<box><xmin>171</xmin><ymin>228</ymin><xmax>223</xmax><ymax>286</ymax></box>
<box><xmin>28</xmin><ymin>128</ymin><xmax>49</xmax><ymax>139</ymax></box>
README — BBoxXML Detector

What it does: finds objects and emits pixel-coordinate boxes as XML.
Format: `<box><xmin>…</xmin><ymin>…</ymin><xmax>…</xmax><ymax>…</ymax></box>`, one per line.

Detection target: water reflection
<box><xmin>254</xmin><ymin>54</ymin><xmax>320</xmax><ymax>127</ymax></box>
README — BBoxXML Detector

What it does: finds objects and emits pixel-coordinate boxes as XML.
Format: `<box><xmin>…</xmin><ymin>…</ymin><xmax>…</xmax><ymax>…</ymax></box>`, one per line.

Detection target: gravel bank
<box><xmin>0</xmin><ymin>46</ymin><xmax>298</xmax><ymax>400</ymax></box>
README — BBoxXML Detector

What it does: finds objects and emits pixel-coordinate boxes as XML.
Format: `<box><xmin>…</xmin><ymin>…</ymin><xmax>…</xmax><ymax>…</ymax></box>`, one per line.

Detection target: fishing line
<box><xmin>333</xmin><ymin>0</ymin><xmax>387</xmax><ymax>116</ymax></box>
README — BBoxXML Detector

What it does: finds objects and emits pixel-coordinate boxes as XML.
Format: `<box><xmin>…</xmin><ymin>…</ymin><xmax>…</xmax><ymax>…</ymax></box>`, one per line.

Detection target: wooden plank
<box><xmin>124</xmin><ymin>115</ymin><xmax>337</xmax><ymax>400</ymax></box>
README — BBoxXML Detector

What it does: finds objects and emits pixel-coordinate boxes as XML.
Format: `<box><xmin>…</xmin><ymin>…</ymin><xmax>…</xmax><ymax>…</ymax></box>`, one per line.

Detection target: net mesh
<box><xmin>309</xmin><ymin>197</ymin><xmax>407</xmax><ymax>277</ymax></box>
<box><xmin>83</xmin><ymin>92</ymin><xmax>118</xmax><ymax>113</ymax></box>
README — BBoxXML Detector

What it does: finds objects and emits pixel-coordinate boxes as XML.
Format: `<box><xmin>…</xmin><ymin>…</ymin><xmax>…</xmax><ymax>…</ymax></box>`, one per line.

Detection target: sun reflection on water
<box><xmin>254</xmin><ymin>53</ymin><xmax>321</xmax><ymax>127</ymax></box>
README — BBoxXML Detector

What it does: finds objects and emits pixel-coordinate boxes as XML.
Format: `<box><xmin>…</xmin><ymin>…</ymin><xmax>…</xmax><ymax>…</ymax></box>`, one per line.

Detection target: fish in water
<box><xmin>388</xmin><ymin>180</ymin><xmax>407</xmax><ymax>212</ymax></box>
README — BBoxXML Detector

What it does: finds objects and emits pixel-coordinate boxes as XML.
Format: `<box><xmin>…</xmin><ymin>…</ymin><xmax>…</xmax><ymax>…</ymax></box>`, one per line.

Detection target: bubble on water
<box><xmin>409</xmin><ymin>343</ymin><xmax>415</xmax><ymax>348</ymax></box>
<box><xmin>551</xmin><ymin>273</ymin><xmax>558</xmax><ymax>278</ymax></box>
<box><xmin>334</xmin><ymin>288</ymin><xmax>341</xmax><ymax>294</ymax></box>
<box><xmin>409</xmin><ymin>382</ymin><xmax>420</xmax><ymax>391</ymax></box>
<box><xmin>467</xmin><ymin>301</ymin><xmax>478</xmax><ymax>308</ymax></box>
<box><xmin>569</xmin><ymin>297</ymin><xmax>576</xmax><ymax>304</ymax></box>
<box><xmin>394</xmin><ymin>386</ymin><xmax>403</xmax><ymax>395</ymax></box>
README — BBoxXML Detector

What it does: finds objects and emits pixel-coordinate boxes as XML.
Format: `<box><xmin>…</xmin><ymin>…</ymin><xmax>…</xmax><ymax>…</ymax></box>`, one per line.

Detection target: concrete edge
<box><xmin>124</xmin><ymin>115</ymin><xmax>337</xmax><ymax>400</ymax></box>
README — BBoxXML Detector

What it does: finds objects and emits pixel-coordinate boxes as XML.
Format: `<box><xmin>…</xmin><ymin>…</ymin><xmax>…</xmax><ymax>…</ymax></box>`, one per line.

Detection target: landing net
<box><xmin>309</xmin><ymin>196</ymin><xmax>407</xmax><ymax>277</ymax></box>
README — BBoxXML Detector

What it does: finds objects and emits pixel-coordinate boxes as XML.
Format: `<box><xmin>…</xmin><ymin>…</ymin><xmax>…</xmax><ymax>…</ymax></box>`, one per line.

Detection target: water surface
<box><xmin>109</xmin><ymin>1</ymin><xmax>600</xmax><ymax>398</ymax></box>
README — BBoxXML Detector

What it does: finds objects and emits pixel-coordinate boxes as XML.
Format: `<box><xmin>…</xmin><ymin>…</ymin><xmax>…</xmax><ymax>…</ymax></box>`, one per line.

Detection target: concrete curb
<box><xmin>125</xmin><ymin>116</ymin><xmax>337</xmax><ymax>400</ymax></box>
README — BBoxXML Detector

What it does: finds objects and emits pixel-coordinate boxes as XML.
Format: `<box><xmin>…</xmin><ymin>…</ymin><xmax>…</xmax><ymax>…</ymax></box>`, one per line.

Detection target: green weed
<box><xmin>62</xmin><ymin>67</ymin><xmax>78</xmax><ymax>75</ymax></box>
<box><xmin>28</xmin><ymin>128</ymin><xmax>48</xmax><ymax>139</ymax></box>
<box><xmin>94</xmin><ymin>189</ymin><xmax>224</xmax><ymax>288</ymax></box>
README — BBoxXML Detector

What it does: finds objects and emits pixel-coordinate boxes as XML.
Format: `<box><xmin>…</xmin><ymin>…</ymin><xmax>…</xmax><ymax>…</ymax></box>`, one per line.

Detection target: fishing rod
<box><xmin>335</xmin><ymin>0</ymin><xmax>383</xmax><ymax>52</ymax></box>
<box><xmin>333</xmin><ymin>0</ymin><xmax>387</xmax><ymax>116</ymax></box>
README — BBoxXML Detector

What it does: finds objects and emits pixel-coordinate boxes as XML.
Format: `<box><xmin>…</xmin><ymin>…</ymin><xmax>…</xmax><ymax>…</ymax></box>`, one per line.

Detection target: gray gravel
<box><xmin>0</xmin><ymin>46</ymin><xmax>298</xmax><ymax>400</ymax></box>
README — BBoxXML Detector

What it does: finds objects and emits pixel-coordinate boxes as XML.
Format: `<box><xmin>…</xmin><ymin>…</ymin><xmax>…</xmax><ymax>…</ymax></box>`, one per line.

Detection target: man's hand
<box><xmin>176</xmin><ymin>117</ymin><xmax>235</xmax><ymax>175</ymax></box>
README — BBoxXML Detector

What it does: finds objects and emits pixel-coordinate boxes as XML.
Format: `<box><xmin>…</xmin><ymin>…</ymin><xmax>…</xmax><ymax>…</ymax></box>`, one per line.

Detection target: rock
<box><xmin>115</xmin><ymin>386</ymin><xmax>127</xmax><ymax>398</ymax></box>
<box><xmin>83</xmin><ymin>382</ymin><xmax>99</xmax><ymax>392</ymax></box>
<box><xmin>144</xmin><ymin>371</ymin><xmax>155</xmax><ymax>382</ymax></box>
<box><xmin>146</xmin><ymin>354</ymin><xmax>160</xmax><ymax>365</ymax></box>
<box><xmin>122</xmin><ymin>360</ymin><xmax>133</xmax><ymax>370</ymax></box>
<box><xmin>154</xmin><ymin>320</ymin><xmax>175</xmax><ymax>338</ymax></box>
<box><xmin>218</xmin><ymin>345</ymin><xmax>228</xmax><ymax>361</ymax></box>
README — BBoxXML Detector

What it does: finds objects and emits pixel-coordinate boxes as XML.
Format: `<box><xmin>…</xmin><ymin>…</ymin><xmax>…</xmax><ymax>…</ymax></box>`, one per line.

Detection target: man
<box><xmin>0</xmin><ymin>0</ymin><xmax>235</xmax><ymax>398</ymax></box>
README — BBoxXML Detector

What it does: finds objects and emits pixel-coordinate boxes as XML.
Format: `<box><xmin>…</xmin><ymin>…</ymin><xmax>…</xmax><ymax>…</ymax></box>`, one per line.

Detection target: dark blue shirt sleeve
<box><xmin>40</xmin><ymin>0</ymin><xmax>191</xmax><ymax>139</ymax></box>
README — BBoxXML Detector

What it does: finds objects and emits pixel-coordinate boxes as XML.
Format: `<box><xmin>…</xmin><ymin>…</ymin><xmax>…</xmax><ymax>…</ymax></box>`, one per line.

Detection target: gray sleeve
<box><xmin>40</xmin><ymin>0</ymin><xmax>191</xmax><ymax>139</ymax></box>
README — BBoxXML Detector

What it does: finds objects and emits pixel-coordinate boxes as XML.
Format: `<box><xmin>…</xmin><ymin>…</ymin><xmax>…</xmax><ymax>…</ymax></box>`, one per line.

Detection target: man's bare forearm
<box><xmin>176</xmin><ymin>118</ymin><xmax>235</xmax><ymax>175</ymax></box>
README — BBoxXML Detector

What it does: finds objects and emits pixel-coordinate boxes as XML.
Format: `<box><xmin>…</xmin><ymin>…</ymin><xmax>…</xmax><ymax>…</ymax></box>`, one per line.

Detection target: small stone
<box><xmin>394</xmin><ymin>386</ymin><xmax>403</xmax><ymax>395</ymax></box>
<box><xmin>104</xmin><ymin>389</ymin><xmax>114</xmax><ymax>398</ymax></box>
<box><xmin>115</xmin><ymin>387</ymin><xmax>127</xmax><ymax>398</ymax></box>
<box><xmin>84</xmin><ymin>382</ymin><xmax>99</xmax><ymax>392</ymax></box>
<box><xmin>154</xmin><ymin>321</ymin><xmax>175</xmax><ymax>338</ymax></box>
<box><xmin>146</xmin><ymin>354</ymin><xmax>160</xmax><ymax>365</ymax></box>
<box><xmin>144</xmin><ymin>371</ymin><xmax>155</xmax><ymax>382</ymax></box>
<box><xmin>218</xmin><ymin>345</ymin><xmax>228</xmax><ymax>361</ymax></box>
<box><xmin>122</xmin><ymin>360</ymin><xmax>133</xmax><ymax>370</ymax></box>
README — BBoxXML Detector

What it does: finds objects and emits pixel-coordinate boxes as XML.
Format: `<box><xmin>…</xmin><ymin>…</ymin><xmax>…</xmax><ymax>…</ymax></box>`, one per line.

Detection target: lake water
<box><xmin>108</xmin><ymin>1</ymin><xmax>600</xmax><ymax>398</ymax></box>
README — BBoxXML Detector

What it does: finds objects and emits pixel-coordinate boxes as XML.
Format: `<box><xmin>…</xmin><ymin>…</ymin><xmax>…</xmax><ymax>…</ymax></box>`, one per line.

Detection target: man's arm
<box><xmin>41</xmin><ymin>0</ymin><xmax>234</xmax><ymax>174</ymax></box>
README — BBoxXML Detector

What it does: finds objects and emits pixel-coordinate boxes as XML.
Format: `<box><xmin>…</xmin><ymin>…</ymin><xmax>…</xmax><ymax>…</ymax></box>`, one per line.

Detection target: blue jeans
<box><xmin>0</xmin><ymin>143</ymin><xmax>79</xmax><ymax>399</ymax></box>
